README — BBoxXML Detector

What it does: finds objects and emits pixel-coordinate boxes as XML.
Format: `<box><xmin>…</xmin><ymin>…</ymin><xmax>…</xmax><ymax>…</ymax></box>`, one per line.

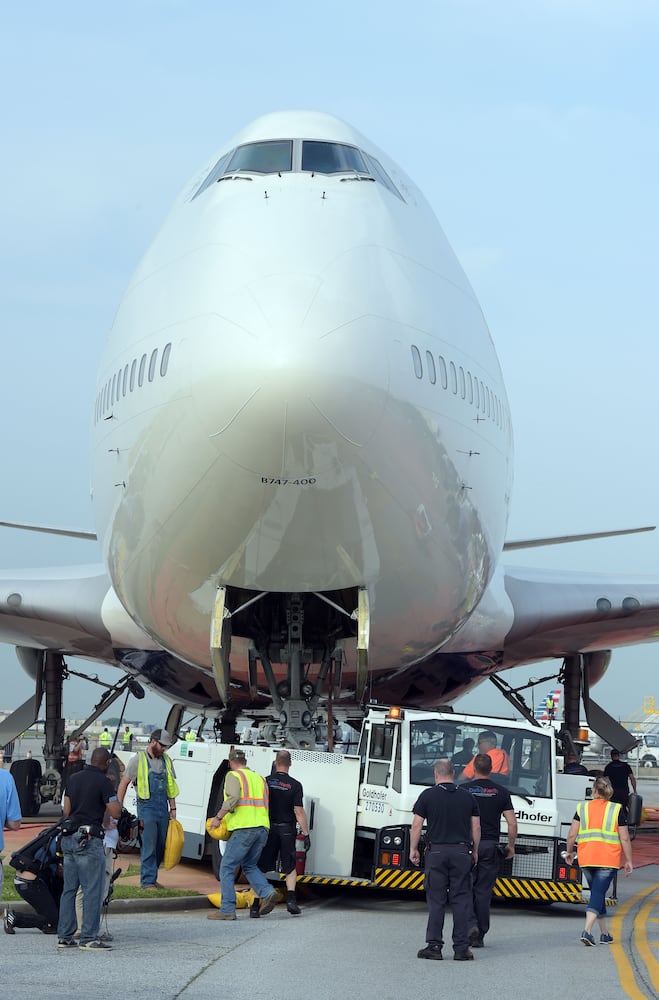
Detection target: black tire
<box><xmin>10</xmin><ymin>759</ymin><xmax>42</xmax><ymax>816</ymax></box>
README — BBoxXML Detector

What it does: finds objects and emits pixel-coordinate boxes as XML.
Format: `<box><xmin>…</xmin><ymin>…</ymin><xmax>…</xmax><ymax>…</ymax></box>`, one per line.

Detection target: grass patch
<box><xmin>2</xmin><ymin>880</ymin><xmax>20</xmax><ymax>903</ymax></box>
<box><xmin>2</xmin><ymin>860</ymin><xmax>200</xmax><ymax>902</ymax></box>
<box><xmin>112</xmin><ymin>885</ymin><xmax>200</xmax><ymax>899</ymax></box>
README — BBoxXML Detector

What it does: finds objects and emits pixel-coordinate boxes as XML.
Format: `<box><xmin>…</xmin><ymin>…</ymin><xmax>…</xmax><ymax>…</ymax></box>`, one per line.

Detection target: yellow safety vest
<box><xmin>99</xmin><ymin>731</ymin><xmax>111</xmax><ymax>747</ymax></box>
<box><xmin>136</xmin><ymin>751</ymin><xmax>180</xmax><ymax>800</ymax></box>
<box><xmin>224</xmin><ymin>768</ymin><xmax>270</xmax><ymax>831</ymax></box>
<box><xmin>576</xmin><ymin>799</ymin><xmax>622</xmax><ymax>868</ymax></box>
<box><xmin>122</xmin><ymin>731</ymin><xmax>131</xmax><ymax>745</ymax></box>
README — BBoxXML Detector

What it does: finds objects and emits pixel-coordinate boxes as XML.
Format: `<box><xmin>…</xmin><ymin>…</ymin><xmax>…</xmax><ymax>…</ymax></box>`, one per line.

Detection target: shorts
<box><xmin>259</xmin><ymin>823</ymin><xmax>296</xmax><ymax>876</ymax></box>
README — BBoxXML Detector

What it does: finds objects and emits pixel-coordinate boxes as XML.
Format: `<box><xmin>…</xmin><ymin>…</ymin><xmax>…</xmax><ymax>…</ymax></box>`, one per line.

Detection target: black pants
<box><xmin>424</xmin><ymin>843</ymin><xmax>474</xmax><ymax>954</ymax></box>
<box><xmin>470</xmin><ymin>840</ymin><xmax>500</xmax><ymax>938</ymax></box>
<box><xmin>13</xmin><ymin>875</ymin><xmax>60</xmax><ymax>931</ymax></box>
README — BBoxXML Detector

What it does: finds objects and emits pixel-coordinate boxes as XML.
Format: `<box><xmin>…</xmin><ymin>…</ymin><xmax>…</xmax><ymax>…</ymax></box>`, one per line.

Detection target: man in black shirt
<box><xmin>462</xmin><ymin>754</ymin><xmax>517</xmax><ymax>948</ymax></box>
<box><xmin>410</xmin><ymin>759</ymin><xmax>480</xmax><ymax>961</ymax></box>
<box><xmin>254</xmin><ymin>750</ymin><xmax>310</xmax><ymax>916</ymax></box>
<box><xmin>56</xmin><ymin>748</ymin><xmax>120</xmax><ymax>951</ymax></box>
<box><xmin>565</xmin><ymin>754</ymin><xmax>589</xmax><ymax>775</ymax></box>
<box><xmin>603</xmin><ymin>750</ymin><xmax>636</xmax><ymax>810</ymax></box>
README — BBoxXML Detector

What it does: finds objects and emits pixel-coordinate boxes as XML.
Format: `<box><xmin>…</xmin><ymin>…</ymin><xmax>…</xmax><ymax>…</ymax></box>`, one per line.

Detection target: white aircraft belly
<box><xmin>91</xmin><ymin>116</ymin><xmax>510</xmax><ymax>689</ymax></box>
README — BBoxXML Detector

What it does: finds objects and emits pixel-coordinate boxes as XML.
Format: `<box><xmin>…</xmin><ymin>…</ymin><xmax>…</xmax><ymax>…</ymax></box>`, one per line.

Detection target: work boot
<box><xmin>259</xmin><ymin>891</ymin><xmax>279</xmax><ymax>916</ymax></box>
<box><xmin>417</xmin><ymin>943</ymin><xmax>443</xmax><ymax>960</ymax></box>
<box><xmin>286</xmin><ymin>895</ymin><xmax>301</xmax><ymax>915</ymax></box>
<box><xmin>468</xmin><ymin>926</ymin><xmax>483</xmax><ymax>948</ymax></box>
<box><xmin>250</xmin><ymin>898</ymin><xmax>261</xmax><ymax>919</ymax></box>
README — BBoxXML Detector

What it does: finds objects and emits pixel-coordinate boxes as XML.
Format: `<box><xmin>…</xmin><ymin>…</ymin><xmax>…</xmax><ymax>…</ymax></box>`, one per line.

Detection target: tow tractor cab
<box><xmin>121</xmin><ymin>705</ymin><xmax>596</xmax><ymax>904</ymax></box>
<box><xmin>352</xmin><ymin>706</ymin><xmax>590</xmax><ymax>903</ymax></box>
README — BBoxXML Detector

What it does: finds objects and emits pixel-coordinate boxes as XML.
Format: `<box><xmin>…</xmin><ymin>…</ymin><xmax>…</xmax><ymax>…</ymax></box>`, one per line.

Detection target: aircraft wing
<box><xmin>0</xmin><ymin>564</ymin><xmax>150</xmax><ymax>661</ymax></box>
<box><xmin>500</xmin><ymin>564</ymin><xmax>659</xmax><ymax>666</ymax></box>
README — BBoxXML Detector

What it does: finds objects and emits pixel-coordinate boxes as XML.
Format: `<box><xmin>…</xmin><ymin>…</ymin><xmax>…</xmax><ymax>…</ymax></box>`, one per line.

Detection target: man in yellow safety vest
<box><xmin>207</xmin><ymin>748</ymin><xmax>278</xmax><ymax>921</ymax></box>
<box><xmin>117</xmin><ymin>729</ymin><xmax>179</xmax><ymax>889</ymax></box>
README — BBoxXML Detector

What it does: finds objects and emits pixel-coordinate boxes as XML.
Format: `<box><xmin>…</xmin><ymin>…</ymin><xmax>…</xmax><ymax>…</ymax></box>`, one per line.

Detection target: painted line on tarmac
<box><xmin>609</xmin><ymin>883</ymin><xmax>659</xmax><ymax>999</ymax></box>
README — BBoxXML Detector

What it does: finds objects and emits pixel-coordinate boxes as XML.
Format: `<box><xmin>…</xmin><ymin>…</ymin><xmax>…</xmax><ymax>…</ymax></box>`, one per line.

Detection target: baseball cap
<box><xmin>151</xmin><ymin>728</ymin><xmax>173</xmax><ymax>747</ymax></box>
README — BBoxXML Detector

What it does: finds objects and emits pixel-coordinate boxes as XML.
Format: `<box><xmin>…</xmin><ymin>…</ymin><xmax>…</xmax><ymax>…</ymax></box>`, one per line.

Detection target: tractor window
<box><xmin>366</xmin><ymin>723</ymin><xmax>395</xmax><ymax>786</ymax></box>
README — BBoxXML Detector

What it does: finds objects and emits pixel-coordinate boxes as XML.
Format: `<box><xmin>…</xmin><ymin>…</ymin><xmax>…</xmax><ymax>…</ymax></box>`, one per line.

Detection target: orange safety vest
<box><xmin>576</xmin><ymin>799</ymin><xmax>623</xmax><ymax>868</ymax></box>
<box><xmin>224</xmin><ymin>768</ymin><xmax>270</xmax><ymax>832</ymax></box>
<box><xmin>67</xmin><ymin>740</ymin><xmax>83</xmax><ymax>763</ymax></box>
<box><xmin>462</xmin><ymin>746</ymin><xmax>510</xmax><ymax>778</ymax></box>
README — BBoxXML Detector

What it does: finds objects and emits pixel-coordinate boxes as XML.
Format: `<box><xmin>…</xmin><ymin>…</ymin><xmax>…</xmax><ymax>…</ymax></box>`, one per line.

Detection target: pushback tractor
<box><xmin>120</xmin><ymin>705</ymin><xmax>603</xmax><ymax>904</ymax></box>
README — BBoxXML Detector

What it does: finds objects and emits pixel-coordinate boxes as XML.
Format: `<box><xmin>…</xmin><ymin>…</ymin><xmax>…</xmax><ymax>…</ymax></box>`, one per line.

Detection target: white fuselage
<box><xmin>91</xmin><ymin>111</ymin><xmax>512</xmax><ymax>694</ymax></box>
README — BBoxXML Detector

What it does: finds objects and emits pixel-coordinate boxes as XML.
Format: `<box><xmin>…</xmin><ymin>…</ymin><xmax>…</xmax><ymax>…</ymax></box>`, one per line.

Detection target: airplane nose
<box><xmin>190</xmin><ymin>272</ymin><xmax>390</xmax><ymax>460</ymax></box>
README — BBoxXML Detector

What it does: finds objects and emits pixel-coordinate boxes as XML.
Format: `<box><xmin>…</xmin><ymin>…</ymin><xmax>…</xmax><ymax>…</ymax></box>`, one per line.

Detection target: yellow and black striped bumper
<box><xmin>291</xmin><ymin>874</ymin><xmax>372</xmax><ymax>888</ymax></box>
<box><xmin>493</xmin><ymin>876</ymin><xmax>584</xmax><ymax>904</ymax></box>
<box><xmin>285</xmin><ymin>869</ymin><xmax>606</xmax><ymax>905</ymax></box>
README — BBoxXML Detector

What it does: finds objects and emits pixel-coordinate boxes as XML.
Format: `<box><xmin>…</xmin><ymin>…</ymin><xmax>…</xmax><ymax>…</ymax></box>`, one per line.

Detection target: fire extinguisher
<box><xmin>295</xmin><ymin>835</ymin><xmax>307</xmax><ymax>875</ymax></box>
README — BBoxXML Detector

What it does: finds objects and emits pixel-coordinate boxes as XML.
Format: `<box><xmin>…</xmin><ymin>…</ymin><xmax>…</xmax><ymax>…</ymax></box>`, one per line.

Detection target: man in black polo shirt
<box><xmin>410</xmin><ymin>759</ymin><xmax>480</xmax><ymax>961</ymax></box>
<box><xmin>253</xmin><ymin>750</ymin><xmax>310</xmax><ymax>916</ymax></box>
<box><xmin>604</xmin><ymin>750</ymin><xmax>636</xmax><ymax>810</ymax></box>
<box><xmin>462</xmin><ymin>753</ymin><xmax>517</xmax><ymax>948</ymax></box>
<box><xmin>56</xmin><ymin>747</ymin><xmax>121</xmax><ymax>951</ymax></box>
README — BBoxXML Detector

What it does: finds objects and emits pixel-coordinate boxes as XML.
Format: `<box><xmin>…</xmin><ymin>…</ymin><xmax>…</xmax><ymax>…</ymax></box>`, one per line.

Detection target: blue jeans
<box><xmin>583</xmin><ymin>867</ymin><xmax>616</xmax><ymax>918</ymax></box>
<box><xmin>57</xmin><ymin>833</ymin><xmax>106</xmax><ymax>944</ymax></box>
<box><xmin>138</xmin><ymin>797</ymin><xmax>170</xmax><ymax>887</ymax></box>
<box><xmin>219</xmin><ymin>827</ymin><xmax>273</xmax><ymax>914</ymax></box>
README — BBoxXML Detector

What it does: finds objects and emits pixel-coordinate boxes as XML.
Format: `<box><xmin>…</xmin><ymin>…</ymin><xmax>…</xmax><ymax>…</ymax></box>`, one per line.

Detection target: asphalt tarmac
<box><xmin>2</xmin><ymin>858</ymin><xmax>658</xmax><ymax>1000</ymax></box>
<box><xmin>3</xmin><ymin>776</ymin><xmax>657</xmax><ymax>998</ymax></box>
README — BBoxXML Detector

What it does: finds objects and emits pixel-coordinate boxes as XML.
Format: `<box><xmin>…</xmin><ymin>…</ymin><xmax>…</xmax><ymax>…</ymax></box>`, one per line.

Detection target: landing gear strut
<box><xmin>209</xmin><ymin>586</ymin><xmax>368</xmax><ymax>748</ymax></box>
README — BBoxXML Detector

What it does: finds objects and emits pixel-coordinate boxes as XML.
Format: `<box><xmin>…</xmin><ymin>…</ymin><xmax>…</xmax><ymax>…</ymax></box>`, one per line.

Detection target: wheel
<box><xmin>9</xmin><ymin>759</ymin><xmax>42</xmax><ymax>815</ymax></box>
<box><xmin>641</xmin><ymin>756</ymin><xmax>657</xmax><ymax>768</ymax></box>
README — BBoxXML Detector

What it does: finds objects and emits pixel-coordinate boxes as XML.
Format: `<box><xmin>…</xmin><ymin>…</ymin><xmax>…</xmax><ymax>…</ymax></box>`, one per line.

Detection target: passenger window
<box><xmin>148</xmin><ymin>348</ymin><xmax>158</xmax><ymax>382</ymax></box>
<box><xmin>160</xmin><ymin>342</ymin><xmax>172</xmax><ymax>377</ymax></box>
<box><xmin>227</xmin><ymin>140</ymin><xmax>293</xmax><ymax>174</ymax></box>
<box><xmin>138</xmin><ymin>354</ymin><xmax>147</xmax><ymax>387</ymax></box>
<box><xmin>129</xmin><ymin>359</ymin><xmax>137</xmax><ymax>392</ymax></box>
<box><xmin>438</xmin><ymin>356</ymin><xmax>448</xmax><ymax>390</ymax></box>
<box><xmin>122</xmin><ymin>364</ymin><xmax>129</xmax><ymax>397</ymax></box>
<box><xmin>426</xmin><ymin>351</ymin><xmax>436</xmax><ymax>385</ymax></box>
<box><xmin>449</xmin><ymin>361</ymin><xmax>457</xmax><ymax>394</ymax></box>
<box><xmin>411</xmin><ymin>345</ymin><xmax>423</xmax><ymax>379</ymax></box>
<box><xmin>302</xmin><ymin>141</ymin><xmax>367</xmax><ymax>175</ymax></box>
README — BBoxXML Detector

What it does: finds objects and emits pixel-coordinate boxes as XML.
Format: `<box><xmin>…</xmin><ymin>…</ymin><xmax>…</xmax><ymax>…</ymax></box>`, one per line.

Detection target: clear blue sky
<box><xmin>0</xmin><ymin>2</ymin><xmax>657</xmax><ymax>726</ymax></box>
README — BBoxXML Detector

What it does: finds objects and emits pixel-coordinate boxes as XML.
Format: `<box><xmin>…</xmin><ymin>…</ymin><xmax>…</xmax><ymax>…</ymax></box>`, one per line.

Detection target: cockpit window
<box><xmin>364</xmin><ymin>154</ymin><xmax>404</xmax><ymax>200</ymax></box>
<box><xmin>226</xmin><ymin>140</ymin><xmax>293</xmax><ymax>174</ymax></box>
<box><xmin>302</xmin><ymin>141</ymin><xmax>367</xmax><ymax>175</ymax></box>
<box><xmin>192</xmin><ymin>151</ymin><xmax>233</xmax><ymax>200</ymax></box>
<box><xmin>191</xmin><ymin>137</ymin><xmax>405</xmax><ymax>203</ymax></box>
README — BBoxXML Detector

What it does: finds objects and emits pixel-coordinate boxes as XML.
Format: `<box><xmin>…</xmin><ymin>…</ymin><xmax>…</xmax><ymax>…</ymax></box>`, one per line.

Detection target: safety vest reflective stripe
<box><xmin>225</xmin><ymin>768</ymin><xmax>270</xmax><ymax>831</ymax></box>
<box><xmin>577</xmin><ymin>800</ymin><xmax>622</xmax><ymax>867</ymax></box>
<box><xmin>136</xmin><ymin>752</ymin><xmax>180</xmax><ymax>799</ymax></box>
